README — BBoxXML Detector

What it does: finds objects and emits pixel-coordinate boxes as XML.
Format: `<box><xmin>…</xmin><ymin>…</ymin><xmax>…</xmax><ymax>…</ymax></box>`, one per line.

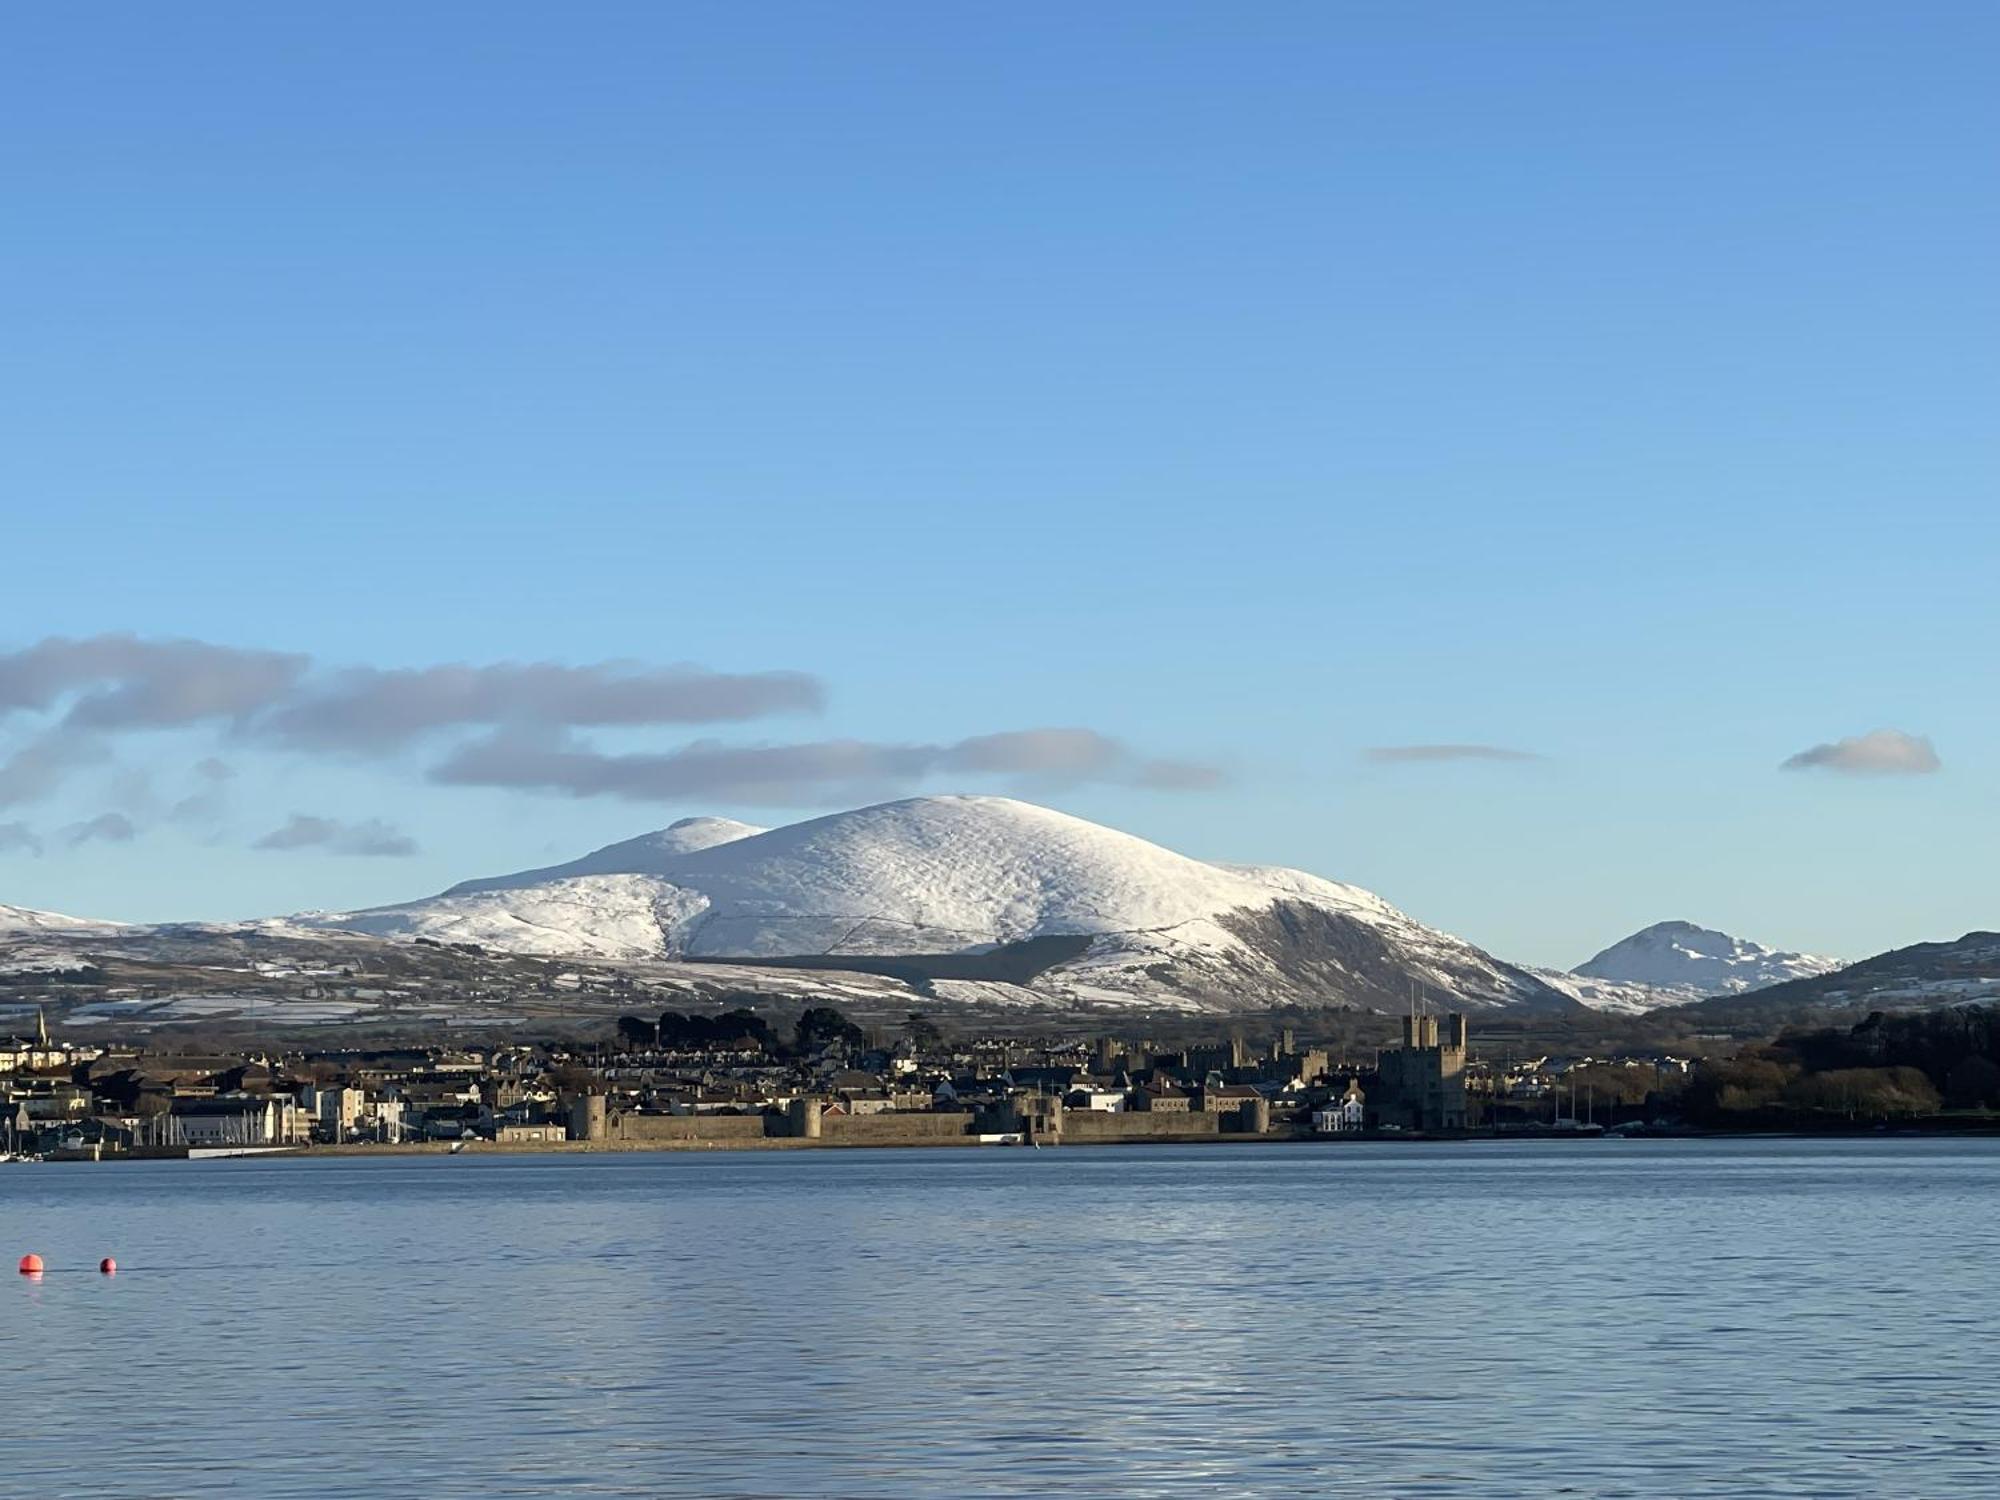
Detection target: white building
<box><xmin>1312</xmin><ymin>1080</ymin><xmax>1367</xmax><ymax>1134</ymax></box>
<box><xmin>1064</xmin><ymin>1088</ymin><xmax>1128</xmax><ymax>1113</ymax></box>
<box><xmin>154</xmin><ymin>1096</ymin><xmax>309</xmax><ymax>1147</ymax></box>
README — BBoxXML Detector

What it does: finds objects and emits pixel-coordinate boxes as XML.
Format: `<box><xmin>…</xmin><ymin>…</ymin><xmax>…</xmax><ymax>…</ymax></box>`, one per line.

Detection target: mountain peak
<box><xmin>441</xmin><ymin>815</ymin><xmax>765</xmax><ymax>897</ymax></box>
<box><xmin>1635</xmin><ymin>919</ymin><xmax>1724</xmax><ymax>938</ymax></box>
<box><xmin>652</xmin><ymin>816</ymin><xmax>768</xmax><ymax>851</ymax></box>
<box><xmin>1575</xmin><ymin>921</ymin><xmax>1840</xmax><ymax>996</ymax></box>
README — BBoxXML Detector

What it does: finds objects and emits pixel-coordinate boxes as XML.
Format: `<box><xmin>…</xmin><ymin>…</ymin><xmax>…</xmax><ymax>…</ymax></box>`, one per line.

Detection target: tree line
<box><xmin>1686</xmin><ymin>1005</ymin><xmax>2000</xmax><ymax>1125</ymax></box>
<box><xmin>613</xmin><ymin>1003</ymin><xmax>868</xmax><ymax>1057</ymax></box>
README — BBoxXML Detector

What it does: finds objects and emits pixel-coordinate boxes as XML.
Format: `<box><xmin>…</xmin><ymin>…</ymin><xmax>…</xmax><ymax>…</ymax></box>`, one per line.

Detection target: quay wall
<box><xmin>387</xmin><ymin>1103</ymin><xmax>1286</xmax><ymax>1155</ymax></box>
<box><xmin>1060</xmin><ymin>1112</ymin><xmax>1224</xmax><ymax>1142</ymax></box>
<box><xmin>823</xmin><ymin>1112</ymin><xmax>973</xmax><ymax>1144</ymax></box>
<box><xmin>609</xmin><ymin>1112</ymin><xmax>771</xmax><ymax>1143</ymax></box>
<box><xmin>602</xmin><ymin>1109</ymin><xmax>976</xmax><ymax>1146</ymax></box>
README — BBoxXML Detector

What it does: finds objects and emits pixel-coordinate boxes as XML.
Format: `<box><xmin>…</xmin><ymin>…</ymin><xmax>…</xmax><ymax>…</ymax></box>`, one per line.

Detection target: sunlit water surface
<box><xmin>5</xmin><ymin>1139</ymin><xmax>1998</xmax><ymax>1496</ymax></box>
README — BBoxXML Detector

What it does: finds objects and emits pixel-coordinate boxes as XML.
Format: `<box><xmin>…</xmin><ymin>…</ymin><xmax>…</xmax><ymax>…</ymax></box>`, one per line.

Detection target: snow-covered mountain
<box><xmin>292</xmin><ymin>795</ymin><xmax>1578</xmax><ymax>1014</ymax></box>
<box><xmin>1570</xmin><ymin>920</ymin><xmax>1841</xmax><ymax>1007</ymax></box>
<box><xmin>7</xmin><ymin>805</ymin><xmax>1880</xmax><ymax>1022</ymax></box>
<box><xmin>0</xmin><ymin>903</ymin><xmax>126</xmax><ymax>935</ymax></box>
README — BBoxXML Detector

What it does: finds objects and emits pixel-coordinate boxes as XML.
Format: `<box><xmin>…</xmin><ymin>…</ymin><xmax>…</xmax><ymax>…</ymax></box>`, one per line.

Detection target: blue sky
<box><xmin>3</xmin><ymin>2</ymin><xmax>1994</xmax><ymax>968</ymax></box>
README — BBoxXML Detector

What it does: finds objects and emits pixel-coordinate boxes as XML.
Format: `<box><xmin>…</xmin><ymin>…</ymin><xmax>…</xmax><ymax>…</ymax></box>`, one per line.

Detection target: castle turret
<box><xmin>567</xmin><ymin>1094</ymin><xmax>608</xmax><ymax>1143</ymax></box>
<box><xmin>786</xmin><ymin>1097</ymin><xmax>824</xmax><ymax>1140</ymax></box>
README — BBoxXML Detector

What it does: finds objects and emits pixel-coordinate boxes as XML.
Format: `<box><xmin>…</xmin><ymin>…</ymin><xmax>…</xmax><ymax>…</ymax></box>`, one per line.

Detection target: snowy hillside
<box><xmin>0</xmin><ymin>905</ymin><xmax>129</xmax><ymax>978</ymax></box>
<box><xmin>445</xmin><ymin>816</ymin><xmax>765</xmax><ymax>896</ymax></box>
<box><xmin>1574</xmin><ymin>921</ymin><xmax>1841</xmax><ymax>1003</ymax></box>
<box><xmin>1684</xmin><ymin>931</ymin><xmax>2000</xmax><ymax>1016</ymax></box>
<box><xmin>0</xmin><ymin>903</ymin><xmax>126</xmax><ymax>935</ymax></box>
<box><xmin>317</xmin><ymin>875</ymin><xmax>714</xmax><ymax>958</ymax></box>
<box><xmin>296</xmin><ymin>795</ymin><xmax>1575</xmax><ymax>1014</ymax></box>
<box><xmin>1530</xmin><ymin>967</ymin><xmax>1717</xmax><ymax>1016</ymax></box>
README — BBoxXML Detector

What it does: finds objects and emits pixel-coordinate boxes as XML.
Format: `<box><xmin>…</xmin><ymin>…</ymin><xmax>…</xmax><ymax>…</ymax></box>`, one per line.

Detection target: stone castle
<box><xmin>1371</xmin><ymin>1012</ymin><xmax>1469</xmax><ymax>1131</ymax></box>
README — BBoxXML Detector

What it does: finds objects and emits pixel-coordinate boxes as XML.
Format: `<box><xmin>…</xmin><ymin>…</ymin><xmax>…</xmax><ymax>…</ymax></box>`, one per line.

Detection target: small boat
<box><xmin>448</xmin><ymin>1140</ymin><xmax>468</xmax><ymax>1155</ymax></box>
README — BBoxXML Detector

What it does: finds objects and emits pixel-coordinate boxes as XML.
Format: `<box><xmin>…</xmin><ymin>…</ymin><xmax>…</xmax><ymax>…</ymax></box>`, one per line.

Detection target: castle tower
<box><xmin>568</xmin><ymin>1094</ymin><xmax>608</xmax><ymax>1143</ymax></box>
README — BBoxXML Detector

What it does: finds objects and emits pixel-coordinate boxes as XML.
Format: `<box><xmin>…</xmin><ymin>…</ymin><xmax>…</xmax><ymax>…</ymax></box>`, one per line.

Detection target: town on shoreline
<box><xmin>8</xmin><ymin>994</ymin><xmax>1987</xmax><ymax>1164</ymax></box>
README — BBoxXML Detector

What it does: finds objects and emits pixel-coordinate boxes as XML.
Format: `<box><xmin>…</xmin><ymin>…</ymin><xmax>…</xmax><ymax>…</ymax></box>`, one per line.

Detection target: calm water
<box><xmin>5</xmin><ymin>1139</ymin><xmax>1998</xmax><ymax>1497</ymax></box>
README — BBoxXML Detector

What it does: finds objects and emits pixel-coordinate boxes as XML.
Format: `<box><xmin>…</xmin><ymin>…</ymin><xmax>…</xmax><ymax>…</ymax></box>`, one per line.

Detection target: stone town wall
<box><xmin>573</xmin><ymin>1104</ymin><xmax>1264</xmax><ymax>1150</ymax></box>
<box><xmin>610</xmin><ymin>1112</ymin><xmax>772</xmax><ymax>1143</ymax></box>
<box><xmin>823</xmin><ymin>1112</ymin><xmax>973</xmax><ymax>1143</ymax></box>
<box><xmin>605</xmin><ymin>1109</ymin><xmax>978</xmax><ymax>1146</ymax></box>
<box><xmin>1059</xmin><ymin>1112</ymin><xmax>1224</xmax><ymax>1141</ymax></box>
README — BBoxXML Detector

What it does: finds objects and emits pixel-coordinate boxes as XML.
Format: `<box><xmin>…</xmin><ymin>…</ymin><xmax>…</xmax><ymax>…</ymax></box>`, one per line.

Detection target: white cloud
<box><xmin>254</xmin><ymin>814</ymin><xmax>419</xmax><ymax>857</ymax></box>
<box><xmin>1781</xmin><ymin>729</ymin><xmax>1940</xmax><ymax>776</ymax></box>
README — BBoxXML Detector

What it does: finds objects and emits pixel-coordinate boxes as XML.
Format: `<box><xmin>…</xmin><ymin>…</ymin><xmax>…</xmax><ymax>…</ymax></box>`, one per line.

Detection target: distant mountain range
<box><xmin>7</xmin><ymin>795</ymin><xmax>1972</xmax><ymax>1026</ymax></box>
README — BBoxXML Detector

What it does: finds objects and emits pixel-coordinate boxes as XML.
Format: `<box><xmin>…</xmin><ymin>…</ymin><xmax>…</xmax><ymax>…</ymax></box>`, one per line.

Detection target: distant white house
<box><xmin>1312</xmin><ymin>1080</ymin><xmax>1366</xmax><ymax>1134</ymax></box>
<box><xmin>1065</xmin><ymin>1088</ymin><xmax>1127</xmax><ymax>1113</ymax></box>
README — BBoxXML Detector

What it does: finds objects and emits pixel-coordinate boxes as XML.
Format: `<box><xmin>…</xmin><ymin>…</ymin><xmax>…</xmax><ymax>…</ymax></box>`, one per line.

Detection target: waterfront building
<box><xmin>1064</xmin><ymin>1086</ymin><xmax>1127</xmax><ymax>1112</ymax></box>
<box><xmin>1313</xmin><ymin>1078</ymin><xmax>1368</xmax><ymax>1133</ymax></box>
<box><xmin>148</xmin><ymin>1095</ymin><xmax>309</xmax><ymax>1148</ymax></box>
<box><xmin>301</xmin><ymin>1084</ymin><xmax>366</xmax><ymax>1140</ymax></box>
<box><xmin>1132</xmin><ymin>1081</ymin><xmax>1191</xmax><ymax>1112</ymax></box>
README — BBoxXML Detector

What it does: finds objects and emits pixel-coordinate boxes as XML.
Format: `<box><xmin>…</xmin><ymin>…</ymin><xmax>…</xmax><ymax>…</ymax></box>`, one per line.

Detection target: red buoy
<box><xmin>99</xmin><ymin>1257</ymin><xmax>117</xmax><ymax>1276</ymax></box>
<box><xmin>18</xmin><ymin>1254</ymin><xmax>43</xmax><ymax>1275</ymax></box>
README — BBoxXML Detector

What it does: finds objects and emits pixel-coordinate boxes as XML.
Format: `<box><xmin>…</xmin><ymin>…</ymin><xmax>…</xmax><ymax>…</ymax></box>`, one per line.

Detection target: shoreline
<box><xmin>23</xmin><ymin>1122</ymin><xmax>2000</xmax><ymax>1165</ymax></box>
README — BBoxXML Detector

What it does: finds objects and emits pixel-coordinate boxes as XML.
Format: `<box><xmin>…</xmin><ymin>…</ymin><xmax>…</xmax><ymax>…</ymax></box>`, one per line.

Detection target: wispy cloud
<box><xmin>0</xmin><ymin>636</ymin><xmax>820</xmax><ymax>753</ymax></box>
<box><xmin>0</xmin><ymin>634</ymin><xmax>308</xmax><ymax>729</ymax></box>
<box><xmin>64</xmin><ymin>812</ymin><xmax>137</xmax><ymax>848</ymax></box>
<box><xmin>1781</xmin><ymin>729</ymin><xmax>1940</xmax><ymax>776</ymax></box>
<box><xmin>432</xmin><ymin>728</ymin><xmax>1224</xmax><ymax>806</ymax></box>
<box><xmin>1364</xmin><ymin>744</ymin><xmax>1546</xmax><ymax>765</ymax></box>
<box><xmin>169</xmin><ymin>757</ymin><xmax>235</xmax><ymax>827</ymax></box>
<box><xmin>254</xmin><ymin>814</ymin><xmax>419</xmax><ymax>857</ymax></box>
<box><xmin>1134</xmin><ymin>759</ymin><xmax>1228</xmax><ymax>791</ymax></box>
<box><xmin>0</xmin><ymin>730</ymin><xmax>110</xmax><ymax>807</ymax></box>
<box><xmin>258</xmin><ymin>661</ymin><xmax>825</xmax><ymax>752</ymax></box>
<box><xmin>0</xmin><ymin>822</ymin><xmax>42</xmax><ymax>856</ymax></box>
<box><xmin>0</xmin><ymin>635</ymin><xmax>1219</xmax><ymax>816</ymax></box>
